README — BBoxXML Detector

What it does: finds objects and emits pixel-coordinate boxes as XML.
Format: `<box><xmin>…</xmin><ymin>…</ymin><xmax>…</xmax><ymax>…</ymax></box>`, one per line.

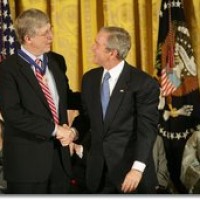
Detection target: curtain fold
<box><xmin>9</xmin><ymin>0</ymin><xmax>200</xmax><ymax>91</ymax></box>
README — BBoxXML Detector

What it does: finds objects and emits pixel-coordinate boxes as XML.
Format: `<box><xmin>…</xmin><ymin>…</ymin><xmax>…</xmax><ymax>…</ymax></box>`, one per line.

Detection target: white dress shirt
<box><xmin>21</xmin><ymin>46</ymin><xmax>59</xmax><ymax>136</ymax></box>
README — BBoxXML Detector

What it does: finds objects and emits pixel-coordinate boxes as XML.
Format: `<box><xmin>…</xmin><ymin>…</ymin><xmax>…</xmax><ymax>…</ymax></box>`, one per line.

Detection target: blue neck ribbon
<box><xmin>18</xmin><ymin>49</ymin><xmax>48</xmax><ymax>75</ymax></box>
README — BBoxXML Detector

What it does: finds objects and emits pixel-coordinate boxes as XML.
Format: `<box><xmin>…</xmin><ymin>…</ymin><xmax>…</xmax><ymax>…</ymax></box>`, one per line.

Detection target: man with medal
<box><xmin>0</xmin><ymin>8</ymin><xmax>81</xmax><ymax>194</ymax></box>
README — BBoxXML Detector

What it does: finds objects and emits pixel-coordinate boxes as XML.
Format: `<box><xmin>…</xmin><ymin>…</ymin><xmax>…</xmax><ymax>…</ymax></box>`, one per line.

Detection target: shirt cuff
<box><xmin>131</xmin><ymin>161</ymin><xmax>146</xmax><ymax>173</ymax></box>
<box><xmin>52</xmin><ymin>124</ymin><xmax>57</xmax><ymax>136</ymax></box>
<box><xmin>70</xmin><ymin>127</ymin><xmax>79</xmax><ymax>141</ymax></box>
<box><xmin>76</xmin><ymin>145</ymin><xmax>83</xmax><ymax>158</ymax></box>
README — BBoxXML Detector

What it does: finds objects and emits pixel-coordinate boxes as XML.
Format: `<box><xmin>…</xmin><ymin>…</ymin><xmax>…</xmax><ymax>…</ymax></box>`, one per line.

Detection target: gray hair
<box><xmin>14</xmin><ymin>8</ymin><xmax>50</xmax><ymax>44</ymax></box>
<box><xmin>100</xmin><ymin>26</ymin><xmax>131</xmax><ymax>60</ymax></box>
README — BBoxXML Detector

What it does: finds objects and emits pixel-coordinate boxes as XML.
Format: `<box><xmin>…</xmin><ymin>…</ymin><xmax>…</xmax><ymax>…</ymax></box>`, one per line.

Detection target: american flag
<box><xmin>155</xmin><ymin>0</ymin><xmax>200</xmax><ymax>193</ymax></box>
<box><xmin>161</xmin><ymin>68</ymin><xmax>177</xmax><ymax>96</ymax></box>
<box><xmin>0</xmin><ymin>0</ymin><xmax>17</xmax><ymax>62</ymax></box>
<box><xmin>160</xmin><ymin>3</ymin><xmax>176</xmax><ymax>97</ymax></box>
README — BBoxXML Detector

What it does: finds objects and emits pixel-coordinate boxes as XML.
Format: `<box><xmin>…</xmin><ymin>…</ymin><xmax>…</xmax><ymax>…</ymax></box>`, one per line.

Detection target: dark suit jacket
<box><xmin>0</xmin><ymin>52</ymin><xmax>80</xmax><ymax>182</ymax></box>
<box><xmin>73</xmin><ymin>61</ymin><xmax>160</xmax><ymax>193</ymax></box>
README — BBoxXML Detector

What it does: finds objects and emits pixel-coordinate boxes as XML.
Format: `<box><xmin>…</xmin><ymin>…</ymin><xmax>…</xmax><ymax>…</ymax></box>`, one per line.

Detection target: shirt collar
<box><xmin>103</xmin><ymin>60</ymin><xmax>124</xmax><ymax>80</ymax></box>
<box><xmin>21</xmin><ymin>46</ymin><xmax>43</xmax><ymax>62</ymax></box>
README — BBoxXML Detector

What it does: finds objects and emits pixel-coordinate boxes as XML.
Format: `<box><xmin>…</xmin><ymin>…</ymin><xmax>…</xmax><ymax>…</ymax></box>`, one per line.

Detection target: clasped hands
<box><xmin>56</xmin><ymin>124</ymin><xmax>142</xmax><ymax>193</ymax></box>
<box><xmin>56</xmin><ymin>124</ymin><xmax>82</xmax><ymax>157</ymax></box>
<box><xmin>56</xmin><ymin>124</ymin><xmax>76</xmax><ymax>146</ymax></box>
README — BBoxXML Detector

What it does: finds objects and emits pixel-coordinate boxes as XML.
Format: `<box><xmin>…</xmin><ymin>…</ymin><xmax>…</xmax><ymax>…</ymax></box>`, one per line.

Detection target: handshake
<box><xmin>55</xmin><ymin>124</ymin><xmax>82</xmax><ymax>156</ymax></box>
<box><xmin>56</xmin><ymin>124</ymin><xmax>77</xmax><ymax>147</ymax></box>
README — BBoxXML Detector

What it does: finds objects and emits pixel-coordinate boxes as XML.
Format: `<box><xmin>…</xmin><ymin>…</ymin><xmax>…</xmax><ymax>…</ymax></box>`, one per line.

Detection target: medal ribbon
<box><xmin>18</xmin><ymin>49</ymin><xmax>48</xmax><ymax>75</ymax></box>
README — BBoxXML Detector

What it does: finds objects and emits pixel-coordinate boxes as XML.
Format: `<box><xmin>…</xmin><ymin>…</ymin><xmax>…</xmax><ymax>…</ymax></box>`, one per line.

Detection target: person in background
<box><xmin>153</xmin><ymin>134</ymin><xmax>171</xmax><ymax>193</ymax></box>
<box><xmin>0</xmin><ymin>114</ymin><xmax>6</xmax><ymax>193</ymax></box>
<box><xmin>71</xmin><ymin>26</ymin><xmax>160</xmax><ymax>193</ymax></box>
<box><xmin>180</xmin><ymin>131</ymin><xmax>200</xmax><ymax>194</ymax></box>
<box><xmin>0</xmin><ymin>8</ymin><xmax>80</xmax><ymax>194</ymax></box>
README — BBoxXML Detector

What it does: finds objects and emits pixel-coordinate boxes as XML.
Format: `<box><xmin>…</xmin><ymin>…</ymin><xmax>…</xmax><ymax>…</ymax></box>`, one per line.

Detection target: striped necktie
<box><xmin>101</xmin><ymin>72</ymin><xmax>111</xmax><ymax>118</ymax></box>
<box><xmin>35</xmin><ymin>58</ymin><xmax>59</xmax><ymax>124</ymax></box>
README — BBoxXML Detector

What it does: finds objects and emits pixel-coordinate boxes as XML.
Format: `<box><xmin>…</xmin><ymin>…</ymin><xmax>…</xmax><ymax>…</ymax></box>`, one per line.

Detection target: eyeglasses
<box><xmin>36</xmin><ymin>26</ymin><xmax>53</xmax><ymax>37</ymax></box>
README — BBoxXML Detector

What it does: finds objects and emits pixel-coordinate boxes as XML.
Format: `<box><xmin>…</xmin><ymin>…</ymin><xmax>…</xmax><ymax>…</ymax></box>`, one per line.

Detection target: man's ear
<box><xmin>24</xmin><ymin>34</ymin><xmax>32</xmax><ymax>43</ymax></box>
<box><xmin>111</xmin><ymin>49</ymin><xmax>119</xmax><ymax>58</ymax></box>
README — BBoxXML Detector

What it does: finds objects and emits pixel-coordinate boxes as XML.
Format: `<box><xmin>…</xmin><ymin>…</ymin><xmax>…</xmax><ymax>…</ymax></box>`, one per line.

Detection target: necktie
<box><xmin>101</xmin><ymin>72</ymin><xmax>111</xmax><ymax>118</ymax></box>
<box><xmin>35</xmin><ymin>58</ymin><xmax>59</xmax><ymax>124</ymax></box>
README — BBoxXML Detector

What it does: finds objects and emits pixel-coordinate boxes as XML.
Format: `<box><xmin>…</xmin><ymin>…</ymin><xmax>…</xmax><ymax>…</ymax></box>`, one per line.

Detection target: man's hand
<box><xmin>56</xmin><ymin>124</ymin><xmax>76</xmax><ymax>146</ymax></box>
<box><xmin>121</xmin><ymin>169</ymin><xmax>143</xmax><ymax>193</ymax></box>
<box><xmin>69</xmin><ymin>143</ymin><xmax>75</xmax><ymax>156</ymax></box>
<box><xmin>69</xmin><ymin>142</ymin><xmax>83</xmax><ymax>157</ymax></box>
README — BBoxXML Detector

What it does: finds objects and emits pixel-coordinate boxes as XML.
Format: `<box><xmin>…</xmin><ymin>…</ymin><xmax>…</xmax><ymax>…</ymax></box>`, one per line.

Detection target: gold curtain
<box><xmin>9</xmin><ymin>0</ymin><xmax>200</xmax><ymax>91</ymax></box>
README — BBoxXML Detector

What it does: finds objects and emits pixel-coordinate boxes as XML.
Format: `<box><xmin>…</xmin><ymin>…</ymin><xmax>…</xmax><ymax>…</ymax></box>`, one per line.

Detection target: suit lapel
<box><xmin>19</xmin><ymin>56</ymin><xmax>50</xmax><ymax>110</ymax></box>
<box><xmin>46</xmin><ymin>54</ymin><xmax>66</xmax><ymax>122</ymax></box>
<box><xmin>92</xmin><ymin>68</ymin><xmax>105</xmax><ymax>128</ymax></box>
<box><xmin>103</xmin><ymin>64</ymin><xmax>131</xmax><ymax>132</ymax></box>
<box><xmin>47</xmin><ymin>55</ymin><xmax>62</xmax><ymax>100</ymax></box>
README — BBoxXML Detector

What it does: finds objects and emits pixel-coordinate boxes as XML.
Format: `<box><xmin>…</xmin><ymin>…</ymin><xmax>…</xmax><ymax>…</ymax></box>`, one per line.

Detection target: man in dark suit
<box><xmin>71</xmin><ymin>26</ymin><xmax>160</xmax><ymax>193</ymax></box>
<box><xmin>0</xmin><ymin>8</ymin><xmax>80</xmax><ymax>194</ymax></box>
